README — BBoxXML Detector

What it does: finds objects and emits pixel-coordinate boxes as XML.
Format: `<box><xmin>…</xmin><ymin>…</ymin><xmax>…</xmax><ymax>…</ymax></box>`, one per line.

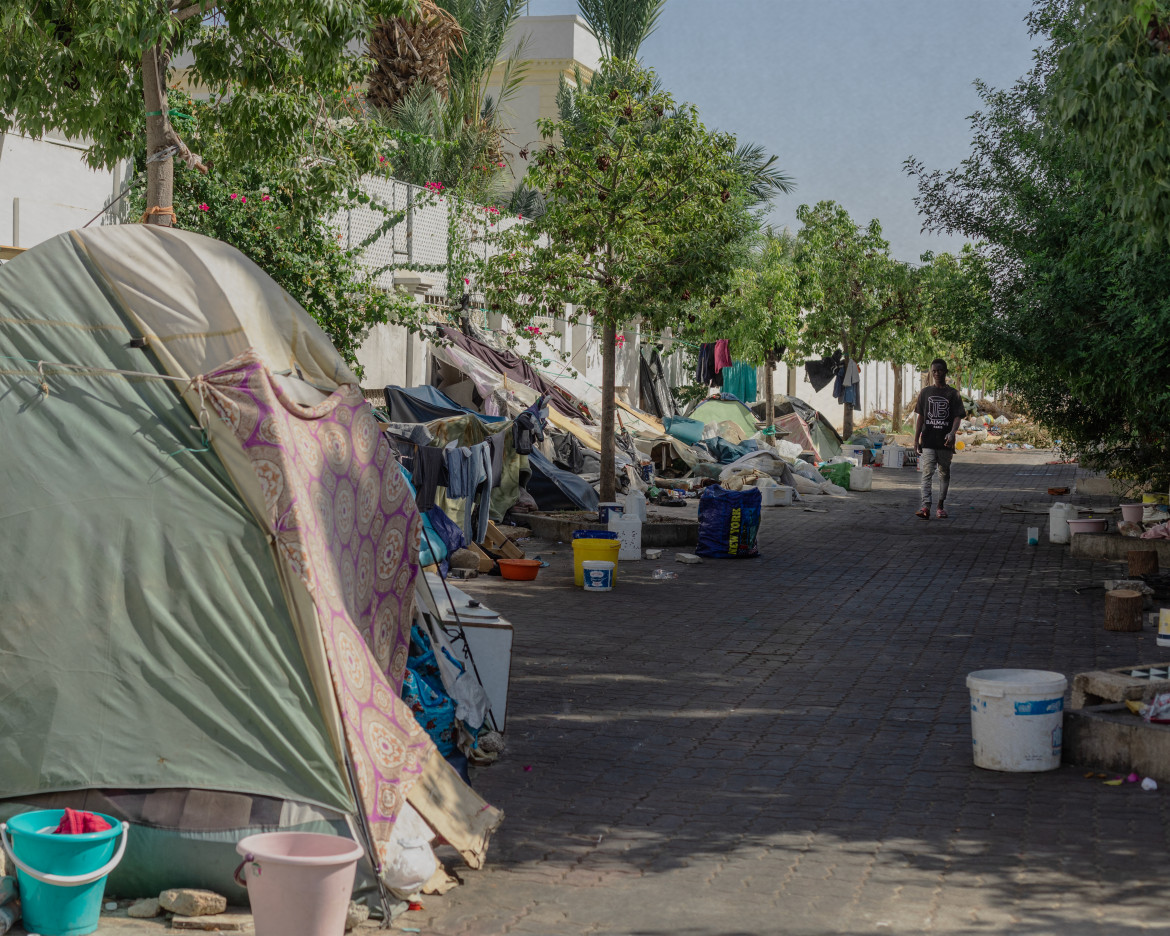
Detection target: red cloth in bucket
<box><xmin>53</xmin><ymin>808</ymin><xmax>111</xmax><ymax>835</ymax></box>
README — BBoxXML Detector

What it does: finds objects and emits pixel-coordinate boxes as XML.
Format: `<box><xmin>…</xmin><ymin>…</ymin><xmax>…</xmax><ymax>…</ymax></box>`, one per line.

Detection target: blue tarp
<box><xmin>527</xmin><ymin>449</ymin><xmax>600</xmax><ymax>513</ymax></box>
<box><xmin>384</xmin><ymin>384</ymin><xmax>506</xmax><ymax>424</ymax></box>
<box><xmin>697</xmin><ymin>437</ymin><xmax>754</xmax><ymax>465</ymax></box>
<box><xmin>663</xmin><ymin>415</ymin><xmax>705</xmax><ymax>446</ymax></box>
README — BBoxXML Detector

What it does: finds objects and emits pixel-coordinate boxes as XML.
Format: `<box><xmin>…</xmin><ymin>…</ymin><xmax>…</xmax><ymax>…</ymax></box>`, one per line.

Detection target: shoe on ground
<box><xmin>936</xmin><ymin>507</ymin><xmax>948</xmax><ymax>519</ymax></box>
<box><xmin>915</xmin><ymin>508</ymin><xmax>930</xmax><ymax>520</ymax></box>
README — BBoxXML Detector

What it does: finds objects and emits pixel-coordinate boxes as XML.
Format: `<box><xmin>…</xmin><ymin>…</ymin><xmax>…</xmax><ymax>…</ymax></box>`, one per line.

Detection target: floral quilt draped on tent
<box><xmin>201</xmin><ymin>349</ymin><xmax>429</xmax><ymax>849</ymax></box>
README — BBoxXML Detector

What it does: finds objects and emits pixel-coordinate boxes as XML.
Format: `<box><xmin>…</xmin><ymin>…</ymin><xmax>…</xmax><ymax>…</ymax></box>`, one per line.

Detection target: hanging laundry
<box><xmin>805</xmin><ymin>349</ymin><xmax>844</xmax><ymax>392</ymax></box>
<box><xmin>713</xmin><ymin>339</ymin><xmax>732</xmax><ymax>372</ymax></box>
<box><xmin>720</xmin><ymin>361</ymin><xmax>757</xmax><ymax>404</ymax></box>
<box><xmin>486</xmin><ymin>430</ymin><xmax>506</xmax><ymax>488</ymax></box>
<box><xmin>410</xmin><ymin>445</ymin><xmax>447</xmax><ymax>512</ymax></box>
<box><xmin>443</xmin><ymin>444</ymin><xmax>477</xmax><ymax>498</ymax></box>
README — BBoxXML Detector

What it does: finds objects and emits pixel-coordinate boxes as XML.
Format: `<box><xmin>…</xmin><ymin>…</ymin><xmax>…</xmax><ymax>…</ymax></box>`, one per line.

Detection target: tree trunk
<box><xmin>599</xmin><ymin>321</ymin><xmax>618</xmax><ymax>502</ymax></box>
<box><xmin>786</xmin><ymin>364</ymin><xmax>796</xmax><ymax>397</ymax></box>
<box><xmin>843</xmin><ymin>401</ymin><xmax>854</xmax><ymax>439</ymax></box>
<box><xmin>764</xmin><ymin>352</ymin><xmax>775</xmax><ymax>432</ymax></box>
<box><xmin>1128</xmin><ymin>550</ymin><xmax>1159</xmax><ymax>576</ymax></box>
<box><xmin>892</xmin><ymin>366</ymin><xmax>903</xmax><ymax>433</ymax></box>
<box><xmin>1104</xmin><ymin>589</ymin><xmax>1144</xmax><ymax>632</ymax></box>
<box><xmin>143</xmin><ymin>45</ymin><xmax>174</xmax><ymax>227</ymax></box>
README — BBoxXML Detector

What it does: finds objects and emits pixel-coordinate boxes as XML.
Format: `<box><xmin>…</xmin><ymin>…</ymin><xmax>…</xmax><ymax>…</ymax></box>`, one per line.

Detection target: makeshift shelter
<box><xmin>689</xmin><ymin>397</ymin><xmax>759</xmax><ymax>439</ymax></box>
<box><xmin>384</xmin><ymin>383</ymin><xmax>506</xmax><ymax>425</ymax></box>
<box><xmin>753</xmin><ymin>395</ymin><xmax>843</xmax><ymax>460</ymax></box>
<box><xmin>0</xmin><ymin>228</ymin><xmax>500</xmax><ymax>905</ymax></box>
<box><xmin>638</xmin><ymin>346</ymin><xmax>678</xmax><ymax>419</ymax></box>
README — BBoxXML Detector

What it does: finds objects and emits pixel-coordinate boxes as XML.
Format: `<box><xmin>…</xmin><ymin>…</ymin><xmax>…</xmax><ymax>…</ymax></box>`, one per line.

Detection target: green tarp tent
<box><xmin>0</xmin><ymin>227</ymin><xmax>498</xmax><ymax>904</ymax></box>
<box><xmin>689</xmin><ymin>397</ymin><xmax>759</xmax><ymax>439</ymax></box>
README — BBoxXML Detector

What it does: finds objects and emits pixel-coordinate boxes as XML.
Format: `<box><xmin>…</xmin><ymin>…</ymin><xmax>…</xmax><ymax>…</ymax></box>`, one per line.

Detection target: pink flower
<box><xmin>199</xmin><ymin>203</ymin><xmax>209</xmax><ymax>211</ymax></box>
<box><xmin>379</xmin><ymin>156</ymin><xmax>387</xmax><ymax>163</ymax></box>
<box><xmin>261</xmin><ymin>195</ymin><xmax>271</xmax><ymax>202</ymax></box>
<box><xmin>229</xmin><ymin>193</ymin><xmax>238</xmax><ymax>200</ymax></box>
<box><xmin>497</xmin><ymin>161</ymin><xmax>505</xmax><ymax>168</ymax></box>
<box><xmin>424</xmin><ymin>181</ymin><xmax>444</xmax><ymax>193</ymax></box>
<box><xmin>518</xmin><ymin>214</ymin><xmax>523</xmax><ymax>220</ymax></box>
<box><xmin>464</xmin><ymin>277</ymin><xmax>470</xmax><ymax>285</ymax></box>
<box><xmin>239</xmin><ymin>196</ymin><xmax>246</xmax><ymax>204</ymax></box>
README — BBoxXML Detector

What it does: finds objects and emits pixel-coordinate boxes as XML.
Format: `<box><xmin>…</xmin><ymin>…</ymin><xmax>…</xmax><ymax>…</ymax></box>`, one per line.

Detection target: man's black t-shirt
<box><xmin>915</xmin><ymin>384</ymin><xmax>964</xmax><ymax>450</ymax></box>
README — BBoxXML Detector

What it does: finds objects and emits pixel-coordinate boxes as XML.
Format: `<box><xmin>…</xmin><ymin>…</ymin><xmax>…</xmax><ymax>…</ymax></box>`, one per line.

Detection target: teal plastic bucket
<box><xmin>1</xmin><ymin>810</ymin><xmax>128</xmax><ymax>936</ymax></box>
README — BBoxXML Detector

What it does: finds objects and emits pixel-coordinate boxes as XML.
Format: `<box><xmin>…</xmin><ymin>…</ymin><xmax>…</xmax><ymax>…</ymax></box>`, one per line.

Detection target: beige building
<box><xmin>488</xmin><ymin>14</ymin><xmax>602</xmax><ymax>184</ymax></box>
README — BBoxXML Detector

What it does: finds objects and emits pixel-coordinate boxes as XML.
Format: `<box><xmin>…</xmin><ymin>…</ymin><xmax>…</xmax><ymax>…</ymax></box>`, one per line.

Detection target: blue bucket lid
<box><xmin>573</xmin><ymin>530</ymin><xmax>617</xmax><ymax>539</ymax></box>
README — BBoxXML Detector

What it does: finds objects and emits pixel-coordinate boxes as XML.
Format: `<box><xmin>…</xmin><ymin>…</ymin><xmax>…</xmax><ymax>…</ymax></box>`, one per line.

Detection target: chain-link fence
<box><xmin>338</xmin><ymin>176</ymin><xmax>530</xmax><ymax>304</ymax></box>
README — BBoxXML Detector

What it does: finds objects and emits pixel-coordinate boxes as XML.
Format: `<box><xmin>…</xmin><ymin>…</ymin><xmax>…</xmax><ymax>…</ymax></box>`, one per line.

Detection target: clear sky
<box><xmin>524</xmin><ymin>0</ymin><xmax>1040</xmax><ymax>263</ymax></box>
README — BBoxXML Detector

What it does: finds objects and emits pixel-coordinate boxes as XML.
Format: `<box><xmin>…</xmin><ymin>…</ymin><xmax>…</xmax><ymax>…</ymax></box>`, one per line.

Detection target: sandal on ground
<box><xmin>936</xmin><ymin>508</ymin><xmax>948</xmax><ymax>519</ymax></box>
<box><xmin>915</xmin><ymin>508</ymin><xmax>930</xmax><ymax>520</ymax></box>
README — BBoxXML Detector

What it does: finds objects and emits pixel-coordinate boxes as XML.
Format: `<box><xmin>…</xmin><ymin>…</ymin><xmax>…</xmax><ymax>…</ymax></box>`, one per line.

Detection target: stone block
<box><xmin>158</xmin><ymin>888</ymin><xmax>228</xmax><ymax>917</ymax></box>
<box><xmin>127</xmin><ymin>897</ymin><xmax>162</xmax><ymax>918</ymax></box>
<box><xmin>170</xmin><ymin>910</ymin><xmax>253</xmax><ymax>931</ymax></box>
<box><xmin>1064</xmin><ymin>704</ymin><xmax>1170</xmax><ymax>782</ymax></box>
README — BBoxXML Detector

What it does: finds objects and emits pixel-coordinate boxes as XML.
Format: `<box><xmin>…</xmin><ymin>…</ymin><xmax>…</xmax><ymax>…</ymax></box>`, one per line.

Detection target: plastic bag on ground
<box><xmin>422</xmin><ymin>615</ymin><xmax>489</xmax><ymax>730</ymax></box>
<box><xmin>821</xmin><ymin>481</ymin><xmax>849</xmax><ymax>496</ymax></box>
<box><xmin>774</xmin><ymin>439</ymin><xmax>804</xmax><ymax>462</ymax></box>
<box><xmin>792</xmin><ymin>473</ymin><xmax>823</xmax><ymax>495</ymax></box>
<box><xmin>379</xmin><ymin>802</ymin><xmax>439</xmax><ymax>894</ymax></box>
<box><xmin>696</xmin><ymin>486</ymin><xmax>761</xmax><ymax>558</ymax></box>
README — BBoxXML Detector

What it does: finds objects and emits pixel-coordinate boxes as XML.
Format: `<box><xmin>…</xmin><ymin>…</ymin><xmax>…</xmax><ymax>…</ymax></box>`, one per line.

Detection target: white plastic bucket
<box><xmin>1049</xmin><ymin>503</ymin><xmax>1074</xmax><ymax>544</ymax></box>
<box><xmin>582</xmin><ymin>560</ymin><xmax>614</xmax><ymax>591</ymax></box>
<box><xmin>966</xmin><ymin>669</ymin><xmax>1067</xmax><ymax>772</ymax></box>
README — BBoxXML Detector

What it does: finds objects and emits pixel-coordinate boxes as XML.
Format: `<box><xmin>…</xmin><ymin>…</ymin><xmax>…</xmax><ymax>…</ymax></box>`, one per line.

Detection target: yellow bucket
<box><xmin>572</xmin><ymin>538</ymin><xmax>621</xmax><ymax>587</ymax></box>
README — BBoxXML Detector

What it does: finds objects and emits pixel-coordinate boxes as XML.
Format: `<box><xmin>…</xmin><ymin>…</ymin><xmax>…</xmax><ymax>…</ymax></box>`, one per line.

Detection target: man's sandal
<box><xmin>915</xmin><ymin>508</ymin><xmax>930</xmax><ymax>520</ymax></box>
<box><xmin>936</xmin><ymin>508</ymin><xmax>948</xmax><ymax>519</ymax></box>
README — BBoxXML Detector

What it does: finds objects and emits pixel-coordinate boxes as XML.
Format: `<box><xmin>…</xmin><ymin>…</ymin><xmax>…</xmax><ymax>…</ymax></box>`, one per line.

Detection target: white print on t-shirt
<box><xmin>926</xmin><ymin>396</ymin><xmax>951</xmax><ymax>428</ymax></box>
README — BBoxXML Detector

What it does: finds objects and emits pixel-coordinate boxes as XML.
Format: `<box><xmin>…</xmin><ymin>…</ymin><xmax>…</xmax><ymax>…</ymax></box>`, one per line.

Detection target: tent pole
<box><xmin>418</xmin><ymin>524</ymin><xmax>501</xmax><ymax>734</ymax></box>
<box><xmin>344</xmin><ymin>751</ymin><xmax>397</xmax><ymax>926</ymax></box>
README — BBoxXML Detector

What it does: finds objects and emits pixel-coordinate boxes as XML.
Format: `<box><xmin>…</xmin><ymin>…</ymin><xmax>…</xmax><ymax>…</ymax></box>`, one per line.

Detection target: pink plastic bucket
<box><xmin>235</xmin><ymin>832</ymin><xmax>364</xmax><ymax>936</ymax></box>
<box><xmin>1121</xmin><ymin>503</ymin><xmax>1144</xmax><ymax>522</ymax></box>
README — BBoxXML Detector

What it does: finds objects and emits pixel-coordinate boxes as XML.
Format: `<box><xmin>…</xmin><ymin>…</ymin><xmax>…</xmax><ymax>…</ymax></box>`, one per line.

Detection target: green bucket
<box><xmin>1</xmin><ymin>810</ymin><xmax>128</xmax><ymax>936</ymax></box>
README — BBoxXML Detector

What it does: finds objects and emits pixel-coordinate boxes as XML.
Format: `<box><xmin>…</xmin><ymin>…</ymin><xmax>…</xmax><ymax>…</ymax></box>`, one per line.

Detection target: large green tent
<box><xmin>0</xmin><ymin>227</ymin><xmax>499</xmax><ymax>903</ymax></box>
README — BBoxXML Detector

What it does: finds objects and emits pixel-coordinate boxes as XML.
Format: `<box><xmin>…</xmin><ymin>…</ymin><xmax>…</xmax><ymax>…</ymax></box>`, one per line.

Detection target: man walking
<box><xmin>913</xmin><ymin>358</ymin><xmax>965</xmax><ymax>520</ymax></box>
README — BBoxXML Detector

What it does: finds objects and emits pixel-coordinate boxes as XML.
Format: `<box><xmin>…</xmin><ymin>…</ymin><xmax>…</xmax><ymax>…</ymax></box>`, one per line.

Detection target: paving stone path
<box><xmin>419</xmin><ymin>451</ymin><xmax>1170</xmax><ymax>936</ymax></box>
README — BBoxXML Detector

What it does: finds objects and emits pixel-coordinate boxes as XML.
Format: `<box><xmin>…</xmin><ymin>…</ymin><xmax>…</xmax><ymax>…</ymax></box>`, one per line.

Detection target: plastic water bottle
<box><xmin>625</xmin><ymin>491</ymin><xmax>648</xmax><ymax>523</ymax></box>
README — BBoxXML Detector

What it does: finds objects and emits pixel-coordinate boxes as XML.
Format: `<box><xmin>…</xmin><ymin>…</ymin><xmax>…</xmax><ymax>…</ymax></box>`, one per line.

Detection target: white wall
<box><xmin>0</xmin><ymin>132</ymin><xmax>131</xmax><ymax>249</ymax></box>
<box><xmin>489</xmin><ymin>15</ymin><xmax>603</xmax><ymax>179</ymax></box>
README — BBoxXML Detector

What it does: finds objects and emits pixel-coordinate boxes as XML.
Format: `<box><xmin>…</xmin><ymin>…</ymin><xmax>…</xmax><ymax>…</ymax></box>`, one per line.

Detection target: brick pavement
<box><xmin>415</xmin><ymin>450</ymin><xmax>1170</xmax><ymax>936</ymax></box>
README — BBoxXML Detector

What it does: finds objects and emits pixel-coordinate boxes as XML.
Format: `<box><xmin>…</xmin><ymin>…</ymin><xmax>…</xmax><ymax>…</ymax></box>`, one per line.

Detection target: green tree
<box><xmin>907</xmin><ymin>8</ymin><xmax>1170</xmax><ymax>485</ymax></box>
<box><xmin>576</xmin><ymin>0</ymin><xmax>666</xmax><ymax>61</ymax></box>
<box><xmin>0</xmin><ymin>0</ymin><xmax>416</xmax><ymax>227</ymax></box>
<box><xmin>479</xmin><ymin>59</ymin><xmax>753</xmax><ymax>499</ymax></box>
<box><xmin>1046</xmin><ymin>0</ymin><xmax>1170</xmax><ymax>248</ymax></box>
<box><xmin>687</xmin><ymin>230</ymin><xmax>801</xmax><ymax>429</ymax></box>
<box><xmin>130</xmin><ymin>95</ymin><xmax>430</xmax><ymax>375</ymax></box>
<box><xmin>794</xmin><ymin>201</ymin><xmax>913</xmax><ymax>437</ymax></box>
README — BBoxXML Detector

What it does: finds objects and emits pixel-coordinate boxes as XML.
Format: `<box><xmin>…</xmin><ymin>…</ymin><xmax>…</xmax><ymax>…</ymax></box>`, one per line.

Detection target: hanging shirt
<box><xmin>713</xmin><ymin>339</ymin><xmax>732</xmax><ymax>372</ymax></box>
<box><xmin>410</xmin><ymin>445</ymin><xmax>446</xmax><ymax>512</ymax></box>
<box><xmin>443</xmin><ymin>445</ymin><xmax>476</xmax><ymax>498</ymax></box>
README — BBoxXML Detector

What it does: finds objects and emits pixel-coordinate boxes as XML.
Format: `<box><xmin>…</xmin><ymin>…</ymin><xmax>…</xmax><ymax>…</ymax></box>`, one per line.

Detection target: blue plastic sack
<box><xmin>696</xmin><ymin>486</ymin><xmax>761</xmax><ymax>558</ymax></box>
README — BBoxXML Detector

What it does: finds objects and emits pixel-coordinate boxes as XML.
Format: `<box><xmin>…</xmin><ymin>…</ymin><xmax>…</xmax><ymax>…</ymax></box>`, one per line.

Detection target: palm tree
<box><xmin>370</xmin><ymin>0</ymin><xmax>532</xmax><ymax>195</ymax></box>
<box><xmin>576</xmin><ymin>0</ymin><xmax>667</xmax><ymax>60</ymax></box>
<box><xmin>367</xmin><ymin>1</ymin><xmax>464</xmax><ymax>113</ymax></box>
